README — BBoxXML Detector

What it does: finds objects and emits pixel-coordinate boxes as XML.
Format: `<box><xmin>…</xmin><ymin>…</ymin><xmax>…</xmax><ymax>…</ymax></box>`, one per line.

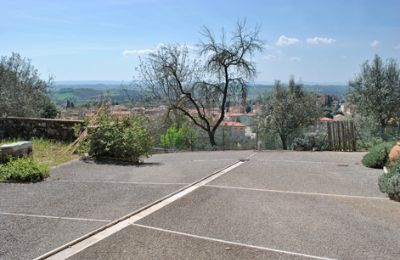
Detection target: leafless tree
<box><xmin>139</xmin><ymin>21</ymin><xmax>263</xmax><ymax>147</ymax></box>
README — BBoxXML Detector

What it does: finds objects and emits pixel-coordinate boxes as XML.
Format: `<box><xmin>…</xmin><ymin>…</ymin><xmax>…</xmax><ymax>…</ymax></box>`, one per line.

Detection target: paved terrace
<box><xmin>1</xmin><ymin>151</ymin><xmax>399</xmax><ymax>259</ymax></box>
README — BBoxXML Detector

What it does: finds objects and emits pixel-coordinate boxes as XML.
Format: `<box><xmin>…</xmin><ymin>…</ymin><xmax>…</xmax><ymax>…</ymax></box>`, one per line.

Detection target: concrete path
<box><xmin>0</xmin><ymin>151</ymin><xmax>252</xmax><ymax>260</ymax></box>
<box><xmin>1</xmin><ymin>151</ymin><xmax>399</xmax><ymax>259</ymax></box>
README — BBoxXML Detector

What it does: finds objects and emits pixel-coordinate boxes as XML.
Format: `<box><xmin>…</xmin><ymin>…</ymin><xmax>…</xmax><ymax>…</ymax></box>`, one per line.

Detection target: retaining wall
<box><xmin>0</xmin><ymin>117</ymin><xmax>84</xmax><ymax>142</ymax></box>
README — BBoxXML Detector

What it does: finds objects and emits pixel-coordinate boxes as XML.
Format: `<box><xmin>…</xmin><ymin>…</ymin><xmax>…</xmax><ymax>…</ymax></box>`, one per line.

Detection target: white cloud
<box><xmin>370</xmin><ymin>40</ymin><xmax>380</xmax><ymax>48</ymax></box>
<box><xmin>306</xmin><ymin>37</ymin><xmax>336</xmax><ymax>45</ymax></box>
<box><xmin>290</xmin><ymin>56</ymin><xmax>301</xmax><ymax>62</ymax></box>
<box><xmin>122</xmin><ymin>43</ymin><xmax>197</xmax><ymax>56</ymax></box>
<box><xmin>122</xmin><ymin>48</ymin><xmax>154</xmax><ymax>56</ymax></box>
<box><xmin>394</xmin><ymin>44</ymin><xmax>400</xmax><ymax>49</ymax></box>
<box><xmin>276</xmin><ymin>35</ymin><xmax>300</xmax><ymax>46</ymax></box>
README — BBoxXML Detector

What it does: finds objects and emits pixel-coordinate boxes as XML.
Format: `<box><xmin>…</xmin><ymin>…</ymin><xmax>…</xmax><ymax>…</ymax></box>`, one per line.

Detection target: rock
<box><xmin>389</xmin><ymin>142</ymin><xmax>400</xmax><ymax>164</ymax></box>
<box><xmin>0</xmin><ymin>141</ymin><xmax>33</xmax><ymax>163</ymax></box>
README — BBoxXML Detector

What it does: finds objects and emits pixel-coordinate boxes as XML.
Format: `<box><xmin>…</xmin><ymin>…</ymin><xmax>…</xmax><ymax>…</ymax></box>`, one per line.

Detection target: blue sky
<box><xmin>1</xmin><ymin>0</ymin><xmax>399</xmax><ymax>84</ymax></box>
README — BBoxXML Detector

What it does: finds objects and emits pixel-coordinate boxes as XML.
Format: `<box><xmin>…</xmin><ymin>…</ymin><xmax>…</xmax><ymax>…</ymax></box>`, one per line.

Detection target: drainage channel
<box><xmin>35</xmin><ymin>155</ymin><xmax>254</xmax><ymax>260</ymax></box>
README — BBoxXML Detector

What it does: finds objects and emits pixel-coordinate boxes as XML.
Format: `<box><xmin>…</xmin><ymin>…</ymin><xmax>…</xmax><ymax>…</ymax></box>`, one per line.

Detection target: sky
<box><xmin>1</xmin><ymin>0</ymin><xmax>399</xmax><ymax>84</ymax></box>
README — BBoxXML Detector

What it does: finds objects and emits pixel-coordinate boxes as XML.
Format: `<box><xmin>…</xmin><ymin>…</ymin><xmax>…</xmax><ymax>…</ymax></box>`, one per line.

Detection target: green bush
<box><xmin>87</xmin><ymin>113</ymin><xmax>153</xmax><ymax>163</ymax></box>
<box><xmin>378</xmin><ymin>161</ymin><xmax>400</xmax><ymax>201</ymax></box>
<box><xmin>361</xmin><ymin>141</ymin><xmax>396</xmax><ymax>168</ymax></box>
<box><xmin>160</xmin><ymin>124</ymin><xmax>196</xmax><ymax>150</ymax></box>
<box><xmin>0</xmin><ymin>158</ymin><xmax>49</xmax><ymax>182</ymax></box>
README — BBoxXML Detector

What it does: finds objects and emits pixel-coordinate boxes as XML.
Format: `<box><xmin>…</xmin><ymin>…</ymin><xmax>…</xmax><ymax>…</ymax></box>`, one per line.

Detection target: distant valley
<box><xmin>50</xmin><ymin>82</ymin><xmax>348</xmax><ymax>106</ymax></box>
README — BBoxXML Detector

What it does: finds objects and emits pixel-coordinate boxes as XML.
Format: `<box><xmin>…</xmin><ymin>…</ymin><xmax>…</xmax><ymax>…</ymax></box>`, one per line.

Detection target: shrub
<box><xmin>87</xmin><ymin>113</ymin><xmax>153</xmax><ymax>163</ymax></box>
<box><xmin>160</xmin><ymin>124</ymin><xmax>196</xmax><ymax>150</ymax></box>
<box><xmin>0</xmin><ymin>158</ymin><xmax>49</xmax><ymax>182</ymax></box>
<box><xmin>361</xmin><ymin>141</ymin><xmax>396</xmax><ymax>168</ymax></box>
<box><xmin>378</xmin><ymin>161</ymin><xmax>400</xmax><ymax>201</ymax></box>
<box><xmin>291</xmin><ymin>133</ymin><xmax>328</xmax><ymax>151</ymax></box>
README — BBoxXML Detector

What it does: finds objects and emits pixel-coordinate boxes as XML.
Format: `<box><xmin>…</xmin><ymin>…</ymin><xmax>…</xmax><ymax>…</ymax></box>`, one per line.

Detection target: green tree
<box><xmin>260</xmin><ymin>79</ymin><xmax>322</xmax><ymax>150</ymax></box>
<box><xmin>0</xmin><ymin>52</ymin><xmax>55</xmax><ymax>117</ymax></box>
<box><xmin>347</xmin><ymin>55</ymin><xmax>400</xmax><ymax>134</ymax></box>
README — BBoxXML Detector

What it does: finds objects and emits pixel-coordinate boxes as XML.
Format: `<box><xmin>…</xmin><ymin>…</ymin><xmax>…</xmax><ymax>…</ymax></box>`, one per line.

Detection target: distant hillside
<box><xmin>50</xmin><ymin>87</ymin><xmax>140</xmax><ymax>106</ymax></box>
<box><xmin>248</xmin><ymin>84</ymin><xmax>348</xmax><ymax>99</ymax></box>
<box><xmin>50</xmin><ymin>82</ymin><xmax>348</xmax><ymax>106</ymax></box>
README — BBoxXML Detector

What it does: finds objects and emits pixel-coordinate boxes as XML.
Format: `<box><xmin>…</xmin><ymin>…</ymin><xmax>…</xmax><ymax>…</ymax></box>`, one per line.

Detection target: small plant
<box><xmin>361</xmin><ymin>141</ymin><xmax>396</xmax><ymax>169</ymax></box>
<box><xmin>0</xmin><ymin>158</ymin><xmax>49</xmax><ymax>182</ymax></box>
<box><xmin>160</xmin><ymin>124</ymin><xmax>196</xmax><ymax>150</ymax></box>
<box><xmin>378</xmin><ymin>160</ymin><xmax>400</xmax><ymax>201</ymax></box>
<box><xmin>291</xmin><ymin>133</ymin><xmax>327</xmax><ymax>151</ymax></box>
<box><xmin>87</xmin><ymin>113</ymin><xmax>153</xmax><ymax>163</ymax></box>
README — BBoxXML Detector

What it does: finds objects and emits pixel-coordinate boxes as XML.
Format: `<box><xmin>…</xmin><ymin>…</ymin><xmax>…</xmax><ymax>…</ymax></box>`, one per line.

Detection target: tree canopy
<box><xmin>347</xmin><ymin>55</ymin><xmax>400</xmax><ymax>130</ymax></box>
<box><xmin>260</xmin><ymin>79</ymin><xmax>322</xmax><ymax>150</ymax></box>
<box><xmin>0</xmin><ymin>52</ymin><xmax>57</xmax><ymax>118</ymax></box>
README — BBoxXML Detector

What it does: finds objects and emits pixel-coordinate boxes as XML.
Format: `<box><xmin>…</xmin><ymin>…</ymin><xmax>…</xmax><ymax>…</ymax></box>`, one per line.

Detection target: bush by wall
<box><xmin>378</xmin><ymin>161</ymin><xmax>400</xmax><ymax>201</ymax></box>
<box><xmin>361</xmin><ymin>141</ymin><xmax>396</xmax><ymax>169</ymax></box>
<box><xmin>87</xmin><ymin>113</ymin><xmax>153</xmax><ymax>163</ymax></box>
<box><xmin>0</xmin><ymin>158</ymin><xmax>49</xmax><ymax>182</ymax></box>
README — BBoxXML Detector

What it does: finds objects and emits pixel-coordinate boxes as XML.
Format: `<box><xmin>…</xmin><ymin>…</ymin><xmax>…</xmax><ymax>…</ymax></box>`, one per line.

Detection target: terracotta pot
<box><xmin>389</xmin><ymin>142</ymin><xmax>400</xmax><ymax>163</ymax></box>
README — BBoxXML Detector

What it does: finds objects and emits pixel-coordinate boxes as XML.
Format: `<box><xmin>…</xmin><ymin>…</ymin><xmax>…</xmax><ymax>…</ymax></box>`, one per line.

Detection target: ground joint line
<box><xmin>0</xmin><ymin>212</ymin><xmax>110</xmax><ymax>223</ymax></box>
<box><xmin>206</xmin><ymin>185</ymin><xmax>388</xmax><ymax>200</ymax></box>
<box><xmin>133</xmin><ymin>223</ymin><xmax>337</xmax><ymax>260</ymax></box>
<box><xmin>37</xmin><ymin>157</ymin><xmax>250</xmax><ymax>260</ymax></box>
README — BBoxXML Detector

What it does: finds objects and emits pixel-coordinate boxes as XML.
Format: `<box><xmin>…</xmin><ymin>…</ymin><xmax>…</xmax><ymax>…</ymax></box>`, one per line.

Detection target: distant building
<box><xmin>222</xmin><ymin>121</ymin><xmax>246</xmax><ymax>139</ymax></box>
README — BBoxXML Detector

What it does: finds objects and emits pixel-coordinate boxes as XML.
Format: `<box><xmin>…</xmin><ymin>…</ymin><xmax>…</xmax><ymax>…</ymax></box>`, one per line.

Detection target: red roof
<box><xmin>222</xmin><ymin>121</ymin><xmax>246</xmax><ymax>127</ymax></box>
<box><xmin>320</xmin><ymin>117</ymin><xmax>334</xmax><ymax>121</ymax></box>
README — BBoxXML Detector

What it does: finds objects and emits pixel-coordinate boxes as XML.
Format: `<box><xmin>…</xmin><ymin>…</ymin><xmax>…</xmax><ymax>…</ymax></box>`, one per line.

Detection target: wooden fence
<box><xmin>327</xmin><ymin>121</ymin><xmax>357</xmax><ymax>151</ymax></box>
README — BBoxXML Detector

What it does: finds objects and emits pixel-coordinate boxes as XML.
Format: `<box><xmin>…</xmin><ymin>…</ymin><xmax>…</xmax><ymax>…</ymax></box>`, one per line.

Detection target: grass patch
<box><xmin>0</xmin><ymin>138</ymin><xmax>78</xmax><ymax>167</ymax></box>
<box><xmin>0</xmin><ymin>138</ymin><xmax>78</xmax><ymax>181</ymax></box>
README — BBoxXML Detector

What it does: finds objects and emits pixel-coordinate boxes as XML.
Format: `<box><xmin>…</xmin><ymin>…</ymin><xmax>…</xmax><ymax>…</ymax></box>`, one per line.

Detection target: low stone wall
<box><xmin>0</xmin><ymin>117</ymin><xmax>84</xmax><ymax>142</ymax></box>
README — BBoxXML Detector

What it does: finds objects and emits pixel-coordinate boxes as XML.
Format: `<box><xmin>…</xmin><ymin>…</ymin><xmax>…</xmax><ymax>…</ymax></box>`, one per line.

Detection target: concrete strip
<box><xmin>206</xmin><ymin>184</ymin><xmax>389</xmax><ymax>200</ymax></box>
<box><xmin>132</xmin><ymin>223</ymin><xmax>337</xmax><ymax>260</ymax></box>
<box><xmin>0</xmin><ymin>212</ymin><xmax>110</xmax><ymax>223</ymax></box>
<box><xmin>36</xmin><ymin>154</ymin><xmax>255</xmax><ymax>260</ymax></box>
<box><xmin>55</xmin><ymin>180</ymin><xmax>190</xmax><ymax>186</ymax></box>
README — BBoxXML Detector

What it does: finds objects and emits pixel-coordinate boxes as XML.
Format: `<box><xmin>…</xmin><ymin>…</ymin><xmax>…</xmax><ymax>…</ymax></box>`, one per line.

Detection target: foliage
<box><xmin>361</xmin><ymin>141</ymin><xmax>396</xmax><ymax>168</ymax></box>
<box><xmin>259</xmin><ymin>78</ymin><xmax>322</xmax><ymax>150</ymax></box>
<box><xmin>40</xmin><ymin>99</ymin><xmax>59</xmax><ymax>118</ymax></box>
<box><xmin>87</xmin><ymin>113</ymin><xmax>153</xmax><ymax>162</ymax></box>
<box><xmin>0</xmin><ymin>158</ymin><xmax>49</xmax><ymax>182</ymax></box>
<box><xmin>291</xmin><ymin>132</ymin><xmax>328</xmax><ymax>151</ymax></box>
<box><xmin>378</xmin><ymin>160</ymin><xmax>400</xmax><ymax>201</ymax></box>
<box><xmin>0</xmin><ymin>138</ymin><xmax>78</xmax><ymax>167</ymax></box>
<box><xmin>347</xmin><ymin>55</ymin><xmax>400</xmax><ymax>133</ymax></box>
<box><xmin>160</xmin><ymin>124</ymin><xmax>196</xmax><ymax>150</ymax></box>
<box><xmin>139</xmin><ymin>21</ymin><xmax>263</xmax><ymax>147</ymax></box>
<box><xmin>0</xmin><ymin>52</ymin><xmax>54</xmax><ymax>117</ymax></box>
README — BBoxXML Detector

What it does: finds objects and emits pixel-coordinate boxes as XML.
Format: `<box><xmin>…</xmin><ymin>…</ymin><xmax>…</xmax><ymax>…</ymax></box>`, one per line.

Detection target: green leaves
<box><xmin>260</xmin><ymin>79</ymin><xmax>322</xmax><ymax>149</ymax></box>
<box><xmin>361</xmin><ymin>141</ymin><xmax>396</xmax><ymax>168</ymax></box>
<box><xmin>0</xmin><ymin>158</ymin><xmax>49</xmax><ymax>182</ymax></box>
<box><xmin>160</xmin><ymin>124</ymin><xmax>196</xmax><ymax>150</ymax></box>
<box><xmin>87</xmin><ymin>113</ymin><xmax>153</xmax><ymax>163</ymax></box>
<box><xmin>348</xmin><ymin>55</ymin><xmax>400</xmax><ymax>130</ymax></box>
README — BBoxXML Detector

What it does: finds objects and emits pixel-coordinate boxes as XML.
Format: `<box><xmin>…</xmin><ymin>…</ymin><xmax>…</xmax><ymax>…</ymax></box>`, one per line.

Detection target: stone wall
<box><xmin>0</xmin><ymin>117</ymin><xmax>84</xmax><ymax>142</ymax></box>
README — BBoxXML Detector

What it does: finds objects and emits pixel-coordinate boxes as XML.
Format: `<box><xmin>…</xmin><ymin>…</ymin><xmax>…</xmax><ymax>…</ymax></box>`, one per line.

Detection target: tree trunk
<box><xmin>280</xmin><ymin>134</ymin><xmax>288</xmax><ymax>150</ymax></box>
<box><xmin>208</xmin><ymin>131</ymin><xmax>217</xmax><ymax>148</ymax></box>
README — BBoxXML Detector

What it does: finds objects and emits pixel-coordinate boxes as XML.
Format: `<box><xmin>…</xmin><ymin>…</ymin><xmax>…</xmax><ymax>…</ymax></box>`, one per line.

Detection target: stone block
<box><xmin>0</xmin><ymin>141</ymin><xmax>33</xmax><ymax>163</ymax></box>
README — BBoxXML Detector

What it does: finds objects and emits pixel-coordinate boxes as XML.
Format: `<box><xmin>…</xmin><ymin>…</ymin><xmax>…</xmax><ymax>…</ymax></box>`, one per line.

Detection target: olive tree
<box><xmin>139</xmin><ymin>21</ymin><xmax>263</xmax><ymax>147</ymax></box>
<box><xmin>260</xmin><ymin>79</ymin><xmax>322</xmax><ymax>150</ymax></box>
<box><xmin>0</xmin><ymin>52</ymin><xmax>57</xmax><ymax>118</ymax></box>
<box><xmin>347</xmin><ymin>55</ymin><xmax>400</xmax><ymax>132</ymax></box>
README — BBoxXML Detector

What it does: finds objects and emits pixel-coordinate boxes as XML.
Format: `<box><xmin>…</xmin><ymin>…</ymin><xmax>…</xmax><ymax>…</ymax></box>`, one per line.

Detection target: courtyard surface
<box><xmin>1</xmin><ymin>151</ymin><xmax>399</xmax><ymax>259</ymax></box>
